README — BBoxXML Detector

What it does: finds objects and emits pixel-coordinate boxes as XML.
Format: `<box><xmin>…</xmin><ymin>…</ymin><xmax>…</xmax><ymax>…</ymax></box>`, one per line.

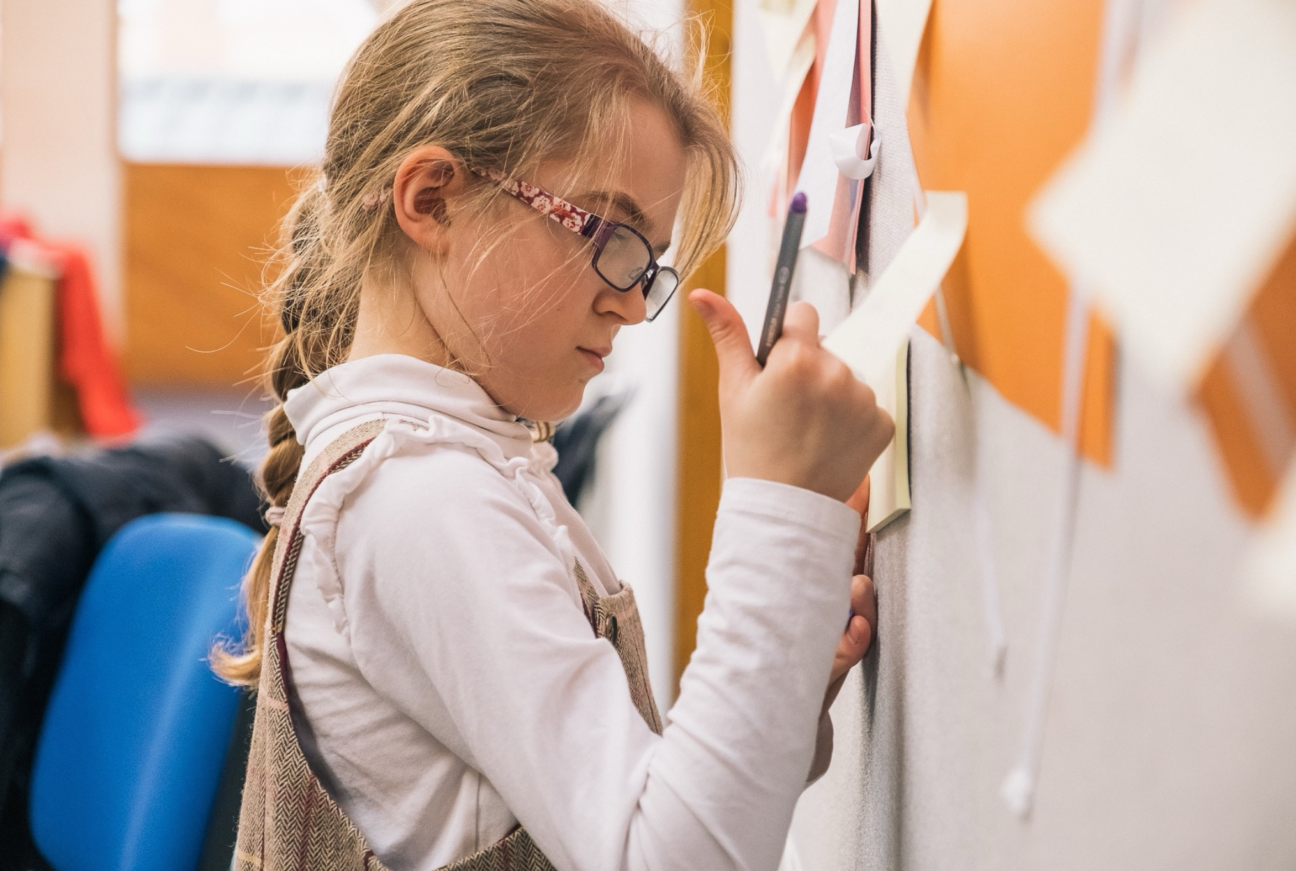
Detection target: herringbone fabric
<box><xmin>573</xmin><ymin>562</ymin><xmax>663</xmax><ymax>734</ymax></box>
<box><xmin>235</xmin><ymin>419</ymin><xmax>662</xmax><ymax>870</ymax></box>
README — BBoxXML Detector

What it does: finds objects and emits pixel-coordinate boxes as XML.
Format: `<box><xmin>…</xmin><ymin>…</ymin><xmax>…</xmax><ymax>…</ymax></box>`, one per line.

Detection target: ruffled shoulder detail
<box><xmin>295</xmin><ymin>414</ymin><xmax>578</xmax><ymax>638</ymax></box>
<box><xmin>528</xmin><ymin>439</ymin><xmax>560</xmax><ymax>475</ymax></box>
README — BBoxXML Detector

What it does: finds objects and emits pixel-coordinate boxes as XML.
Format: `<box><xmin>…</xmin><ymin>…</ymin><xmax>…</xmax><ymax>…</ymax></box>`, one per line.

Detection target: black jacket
<box><xmin>0</xmin><ymin>436</ymin><xmax>264</xmax><ymax>870</ymax></box>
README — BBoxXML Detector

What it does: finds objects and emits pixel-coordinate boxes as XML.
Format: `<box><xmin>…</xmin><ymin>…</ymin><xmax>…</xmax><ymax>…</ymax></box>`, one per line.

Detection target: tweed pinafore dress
<box><xmin>234</xmin><ymin>419</ymin><xmax>664</xmax><ymax>870</ymax></box>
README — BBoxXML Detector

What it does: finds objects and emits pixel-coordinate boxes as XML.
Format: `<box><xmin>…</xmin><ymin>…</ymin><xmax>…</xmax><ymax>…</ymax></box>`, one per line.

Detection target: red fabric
<box><xmin>0</xmin><ymin>216</ymin><xmax>34</xmax><ymax>241</ymax></box>
<box><xmin>0</xmin><ymin>216</ymin><xmax>141</xmax><ymax>438</ymax></box>
<box><xmin>46</xmin><ymin>245</ymin><xmax>141</xmax><ymax>437</ymax></box>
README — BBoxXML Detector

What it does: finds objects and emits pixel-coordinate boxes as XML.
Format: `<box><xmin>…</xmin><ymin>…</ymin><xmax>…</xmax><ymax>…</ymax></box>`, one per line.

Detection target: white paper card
<box><xmin>823</xmin><ymin>190</ymin><xmax>967</xmax><ymax>386</ymax></box>
<box><xmin>757</xmin><ymin>0</ymin><xmax>819</xmax><ymax>79</ymax></box>
<box><xmin>1029</xmin><ymin>0</ymin><xmax>1296</xmax><ymax>388</ymax></box>
<box><xmin>865</xmin><ymin>338</ymin><xmax>911</xmax><ymax>532</ymax></box>
<box><xmin>760</xmin><ymin>38</ymin><xmax>817</xmax><ymax>193</ymax></box>
<box><xmin>874</xmin><ymin>0</ymin><xmax>934</xmax><ymax>112</ymax></box>
<box><xmin>823</xmin><ymin>191</ymin><xmax>966</xmax><ymax>530</ymax></box>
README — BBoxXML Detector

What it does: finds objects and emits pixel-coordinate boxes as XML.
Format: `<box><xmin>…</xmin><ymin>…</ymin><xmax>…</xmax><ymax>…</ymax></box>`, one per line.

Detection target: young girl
<box><xmin>216</xmin><ymin>1</ymin><xmax>894</xmax><ymax>869</ymax></box>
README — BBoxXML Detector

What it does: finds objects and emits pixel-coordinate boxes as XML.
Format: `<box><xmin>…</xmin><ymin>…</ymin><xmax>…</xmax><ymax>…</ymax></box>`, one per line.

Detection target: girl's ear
<box><xmin>392</xmin><ymin>146</ymin><xmax>467</xmax><ymax>255</ymax></box>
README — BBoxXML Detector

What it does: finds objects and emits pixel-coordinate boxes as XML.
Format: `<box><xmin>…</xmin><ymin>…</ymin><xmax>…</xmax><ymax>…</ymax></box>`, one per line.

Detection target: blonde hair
<box><xmin>213</xmin><ymin>0</ymin><xmax>740</xmax><ymax>685</ymax></box>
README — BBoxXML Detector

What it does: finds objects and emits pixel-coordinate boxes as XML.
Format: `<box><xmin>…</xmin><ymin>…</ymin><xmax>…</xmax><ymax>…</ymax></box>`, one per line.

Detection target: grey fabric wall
<box><xmin>787</xmin><ymin>26</ymin><xmax>1296</xmax><ymax>871</ymax></box>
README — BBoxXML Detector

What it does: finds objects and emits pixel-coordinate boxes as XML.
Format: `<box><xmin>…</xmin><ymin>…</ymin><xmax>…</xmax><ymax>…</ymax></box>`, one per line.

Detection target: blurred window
<box><xmin>118</xmin><ymin>0</ymin><xmax>378</xmax><ymax>164</ymax></box>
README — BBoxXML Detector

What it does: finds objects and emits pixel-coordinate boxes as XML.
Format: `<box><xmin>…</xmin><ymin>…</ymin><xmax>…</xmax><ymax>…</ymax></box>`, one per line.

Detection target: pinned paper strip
<box><xmin>1029</xmin><ymin>0</ymin><xmax>1296</xmax><ymax>389</ymax></box>
<box><xmin>972</xmin><ymin>447</ymin><xmax>1008</xmax><ymax>675</ymax></box>
<box><xmin>756</xmin><ymin>0</ymin><xmax>818</xmax><ymax>182</ymax></box>
<box><xmin>794</xmin><ymin>0</ymin><xmax>864</xmax><ymax>249</ymax></box>
<box><xmin>874</xmin><ymin>0</ymin><xmax>934</xmax><ymax>112</ymax></box>
<box><xmin>768</xmin><ymin>0</ymin><xmax>876</xmax><ymax>271</ymax></box>
<box><xmin>1223</xmin><ymin>319</ymin><xmax>1296</xmax><ymax>477</ymax></box>
<box><xmin>1000</xmin><ymin>280</ymin><xmax>1091</xmax><ymax>818</ymax></box>
<box><xmin>760</xmin><ymin>37</ymin><xmax>818</xmax><ymax>208</ymax></box>
<box><xmin>1248</xmin><ymin>465</ymin><xmax>1296</xmax><ymax>620</ymax></box>
<box><xmin>830</xmin><ymin>123</ymin><xmax>881</xmax><ymax>180</ymax></box>
<box><xmin>1195</xmin><ymin>231</ymin><xmax>1296</xmax><ymax>518</ymax></box>
<box><xmin>1005</xmin><ymin>0</ymin><xmax>1152</xmax><ymax>819</ymax></box>
<box><xmin>824</xmin><ymin>191</ymin><xmax>967</xmax><ymax>386</ymax></box>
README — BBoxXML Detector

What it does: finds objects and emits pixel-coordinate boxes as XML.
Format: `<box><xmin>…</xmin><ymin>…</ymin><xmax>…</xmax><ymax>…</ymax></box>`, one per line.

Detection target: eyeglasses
<box><xmin>471</xmin><ymin>167</ymin><xmax>680</xmax><ymax>321</ymax></box>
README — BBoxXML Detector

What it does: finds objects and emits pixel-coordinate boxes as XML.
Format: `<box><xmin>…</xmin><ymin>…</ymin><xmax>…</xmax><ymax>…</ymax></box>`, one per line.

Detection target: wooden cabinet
<box><xmin>123</xmin><ymin>163</ymin><xmax>299</xmax><ymax>387</ymax></box>
<box><xmin>0</xmin><ymin>249</ymin><xmax>81</xmax><ymax>448</ymax></box>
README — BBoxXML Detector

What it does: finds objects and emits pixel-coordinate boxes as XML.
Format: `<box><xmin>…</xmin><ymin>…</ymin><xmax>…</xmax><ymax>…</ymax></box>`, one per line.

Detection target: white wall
<box><xmin>1</xmin><ymin>0</ymin><xmax>121</xmax><ymax>333</ymax></box>
<box><xmin>729</xmin><ymin>0</ymin><xmax>783</xmax><ymax>336</ymax></box>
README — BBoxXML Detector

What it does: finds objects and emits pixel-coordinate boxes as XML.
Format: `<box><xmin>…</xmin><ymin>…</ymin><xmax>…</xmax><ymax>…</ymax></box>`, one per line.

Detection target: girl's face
<box><xmin>372</xmin><ymin>100</ymin><xmax>687</xmax><ymax>422</ymax></box>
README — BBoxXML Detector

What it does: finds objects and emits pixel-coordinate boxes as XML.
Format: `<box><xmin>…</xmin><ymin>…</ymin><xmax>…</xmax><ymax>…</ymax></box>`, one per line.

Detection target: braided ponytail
<box><xmin>212</xmin><ymin>185</ymin><xmax>347</xmax><ymax>685</ymax></box>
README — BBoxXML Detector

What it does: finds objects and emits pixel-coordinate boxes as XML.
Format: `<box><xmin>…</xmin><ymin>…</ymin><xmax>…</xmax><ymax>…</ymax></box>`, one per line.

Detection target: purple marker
<box><xmin>756</xmin><ymin>192</ymin><xmax>807</xmax><ymax>367</ymax></box>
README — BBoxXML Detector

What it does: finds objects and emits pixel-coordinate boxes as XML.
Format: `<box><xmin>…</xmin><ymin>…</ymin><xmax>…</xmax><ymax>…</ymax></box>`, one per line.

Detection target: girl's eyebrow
<box><xmin>577</xmin><ymin>189</ymin><xmax>648</xmax><ymax>227</ymax></box>
<box><xmin>577</xmin><ymin>189</ymin><xmax>672</xmax><ymax>254</ymax></box>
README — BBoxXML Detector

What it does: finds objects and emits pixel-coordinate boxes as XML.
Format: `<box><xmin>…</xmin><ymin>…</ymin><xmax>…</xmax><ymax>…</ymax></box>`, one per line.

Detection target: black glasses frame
<box><xmin>587</xmin><ymin>221</ymin><xmax>681</xmax><ymax>321</ymax></box>
<box><xmin>470</xmin><ymin>166</ymin><xmax>681</xmax><ymax>321</ymax></box>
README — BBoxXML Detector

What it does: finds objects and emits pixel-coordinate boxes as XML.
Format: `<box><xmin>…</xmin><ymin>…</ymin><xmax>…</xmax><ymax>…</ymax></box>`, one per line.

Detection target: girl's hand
<box><xmin>689</xmin><ymin>289</ymin><xmax>894</xmax><ymax>503</ymax></box>
<box><xmin>825</xmin><ymin>476</ymin><xmax>876</xmax><ymax>709</ymax></box>
<box><xmin>823</xmin><ymin>573</ymin><xmax>877</xmax><ymax>710</ymax></box>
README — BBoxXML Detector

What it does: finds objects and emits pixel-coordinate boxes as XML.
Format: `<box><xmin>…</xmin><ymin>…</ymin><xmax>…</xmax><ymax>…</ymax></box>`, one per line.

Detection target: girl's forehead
<box><xmin>536</xmin><ymin>104</ymin><xmax>686</xmax><ymax>237</ymax></box>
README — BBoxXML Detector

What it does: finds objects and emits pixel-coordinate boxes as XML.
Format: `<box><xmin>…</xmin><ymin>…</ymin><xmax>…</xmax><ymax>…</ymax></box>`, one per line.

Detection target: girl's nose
<box><xmin>594</xmin><ymin>281</ymin><xmax>647</xmax><ymax>325</ymax></box>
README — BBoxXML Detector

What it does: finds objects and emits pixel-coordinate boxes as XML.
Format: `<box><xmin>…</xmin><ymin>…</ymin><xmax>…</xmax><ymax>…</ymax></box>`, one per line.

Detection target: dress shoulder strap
<box><xmin>238</xmin><ymin>420</ymin><xmax>397</xmax><ymax>871</ymax></box>
<box><xmin>267</xmin><ymin>418</ymin><xmax>387</xmax><ymax>634</ymax></box>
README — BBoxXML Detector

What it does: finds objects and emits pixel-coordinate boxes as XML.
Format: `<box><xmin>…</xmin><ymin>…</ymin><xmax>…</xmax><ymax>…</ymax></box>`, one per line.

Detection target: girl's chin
<box><xmin>509</xmin><ymin>386</ymin><xmax>586</xmax><ymax>424</ymax></box>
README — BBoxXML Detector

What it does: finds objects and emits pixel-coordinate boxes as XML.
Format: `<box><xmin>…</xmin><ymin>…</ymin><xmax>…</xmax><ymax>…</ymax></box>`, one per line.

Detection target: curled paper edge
<box><xmin>830</xmin><ymin>123</ymin><xmax>881</xmax><ymax>180</ymax></box>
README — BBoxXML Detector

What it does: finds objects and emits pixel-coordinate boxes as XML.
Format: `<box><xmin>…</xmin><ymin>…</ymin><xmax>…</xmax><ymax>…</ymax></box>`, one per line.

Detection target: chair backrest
<box><xmin>29</xmin><ymin>513</ymin><xmax>259</xmax><ymax>871</ymax></box>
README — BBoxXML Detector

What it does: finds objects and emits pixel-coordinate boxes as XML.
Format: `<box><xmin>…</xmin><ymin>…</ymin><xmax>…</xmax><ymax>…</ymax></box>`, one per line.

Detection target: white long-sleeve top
<box><xmin>282</xmin><ymin>354</ymin><xmax>859</xmax><ymax>871</ymax></box>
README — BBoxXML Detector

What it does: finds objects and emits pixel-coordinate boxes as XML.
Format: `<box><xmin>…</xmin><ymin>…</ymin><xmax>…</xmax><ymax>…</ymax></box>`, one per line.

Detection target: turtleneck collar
<box><xmin>284</xmin><ymin>354</ymin><xmax>535</xmax><ymax>462</ymax></box>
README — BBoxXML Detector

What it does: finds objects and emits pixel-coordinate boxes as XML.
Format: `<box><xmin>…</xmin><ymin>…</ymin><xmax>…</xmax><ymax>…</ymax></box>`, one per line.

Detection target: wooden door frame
<box><xmin>674</xmin><ymin>0</ymin><xmax>732</xmax><ymax>691</ymax></box>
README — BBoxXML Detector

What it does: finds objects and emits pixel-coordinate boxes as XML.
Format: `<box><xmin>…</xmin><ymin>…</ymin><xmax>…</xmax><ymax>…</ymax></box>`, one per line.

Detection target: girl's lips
<box><xmin>578</xmin><ymin>347</ymin><xmax>606</xmax><ymax>372</ymax></box>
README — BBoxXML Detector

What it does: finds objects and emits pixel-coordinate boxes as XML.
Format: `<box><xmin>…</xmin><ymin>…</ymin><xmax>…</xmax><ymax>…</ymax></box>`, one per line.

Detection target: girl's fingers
<box><xmin>778</xmin><ymin>300</ymin><xmax>821</xmax><ymax>345</ymax></box>
<box><xmin>830</xmin><ymin>614</ymin><xmax>872</xmax><ymax>684</ymax></box>
<box><xmin>829</xmin><ymin>573</ymin><xmax>879</xmax><ymax>685</ymax></box>
<box><xmin>852</xmin><ymin>574</ymin><xmax>877</xmax><ymax>636</ymax></box>
<box><xmin>846</xmin><ymin>614</ymin><xmax>872</xmax><ymax>650</ymax></box>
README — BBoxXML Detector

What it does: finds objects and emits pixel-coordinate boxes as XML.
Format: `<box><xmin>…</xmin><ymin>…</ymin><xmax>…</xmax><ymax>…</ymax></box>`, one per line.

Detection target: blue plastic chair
<box><xmin>28</xmin><ymin>513</ymin><xmax>260</xmax><ymax>871</ymax></box>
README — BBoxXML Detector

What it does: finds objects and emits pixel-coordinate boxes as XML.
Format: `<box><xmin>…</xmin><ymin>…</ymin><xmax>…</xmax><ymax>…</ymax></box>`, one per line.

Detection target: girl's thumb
<box><xmin>689</xmin><ymin>289</ymin><xmax>760</xmax><ymax>385</ymax></box>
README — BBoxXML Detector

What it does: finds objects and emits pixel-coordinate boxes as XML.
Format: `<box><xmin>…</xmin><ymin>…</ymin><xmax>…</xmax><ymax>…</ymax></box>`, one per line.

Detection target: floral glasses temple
<box><xmin>470</xmin><ymin>167</ymin><xmax>681</xmax><ymax>321</ymax></box>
